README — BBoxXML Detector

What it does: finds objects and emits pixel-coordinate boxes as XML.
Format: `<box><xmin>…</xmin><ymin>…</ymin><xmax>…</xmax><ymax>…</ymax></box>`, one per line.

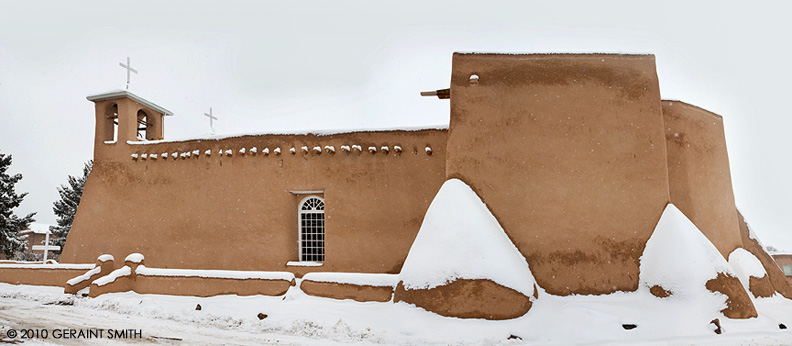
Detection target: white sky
<box><xmin>1</xmin><ymin>1</ymin><xmax>791</xmax><ymax>250</ymax></box>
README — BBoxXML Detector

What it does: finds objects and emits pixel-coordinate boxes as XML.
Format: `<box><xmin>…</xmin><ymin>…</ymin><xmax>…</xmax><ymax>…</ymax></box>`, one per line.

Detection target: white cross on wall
<box><xmin>31</xmin><ymin>230</ymin><xmax>60</xmax><ymax>264</ymax></box>
<box><xmin>119</xmin><ymin>56</ymin><xmax>138</xmax><ymax>90</ymax></box>
<box><xmin>204</xmin><ymin>107</ymin><xmax>218</xmax><ymax>134</ymax></box>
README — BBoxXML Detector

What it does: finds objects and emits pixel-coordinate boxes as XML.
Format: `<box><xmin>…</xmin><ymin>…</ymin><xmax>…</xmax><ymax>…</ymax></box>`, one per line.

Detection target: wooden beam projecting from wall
<box><xmin>420</xmin><ymin>88</ymin><xmax>450</xmax><ymax>99</ymax></box>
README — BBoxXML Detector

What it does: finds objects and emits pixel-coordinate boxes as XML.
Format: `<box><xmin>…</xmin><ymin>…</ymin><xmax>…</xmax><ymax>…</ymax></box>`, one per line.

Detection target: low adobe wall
<box><xmin>134</xmin><ymin>275</ymin><xmax>293</xmax><ymax>297</ymax></box>
<box><xmin>300</xmin><ymin>272</ymin><xmax>397</xmax><ymax>302</ymax></box>
<box><xmin>64</xmin><ymin>255</ymin><xmax>116</xmax><ymax>294</ymax></box>
<box><xmin>88</xmin><ymin>254</ymin><xmax>294</xmax><ymax>297</ymax></box>
<box><xmin>0</xmin><ymin>263</ymin><xmax>95</xmax><ymax>287</ymax></box>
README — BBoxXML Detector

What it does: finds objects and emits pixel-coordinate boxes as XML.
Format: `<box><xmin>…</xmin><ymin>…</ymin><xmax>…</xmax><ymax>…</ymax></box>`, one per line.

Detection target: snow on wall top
<box><xmin>93</xmin><ymin>266</ymin><xmax>132</xmax><ymax>286</ymax></box>
<box><xmin>302</xmin><ymin>272</ymin><xmax>398</xmax><ymax>287</ymax></box>
<box><xmin>134</xmin><ymin>265</ymin><xmax>294</xmax><ymax>281</ymax></box>
<box><xmin>640</xmin><ymin>203</ymin><xmax>735</xmax><ymax>298</ymax></box>
<box><xmin>728</xmin><ymin>248</ymin><xmax>769</xmax><ymax>294</ymax></box>
<box><xmin>0</xmin><ymin>263</ymin><xmax>94</xmax><ymax>270</ymax></box>
<box><xmin>98</xmin><ymin>254</ymin><xmax>114</xmax><ymax>262</ymax></box>
<box><xmin>398</xmin><ymin>179</ymin><xmax>536</xmax><ymax>296</ymax></box>
<box><xmin>126</xmin><ymin>124</ymin><xmax>448</xmax><ymax>145</ymax></box>
<box><xmin>87</xmin><ymin>90</ymin><xmax>173</xmax><ymax>116</ymax></box>
<box><xmin>66</xmin><ymin>266</ymin><xmax>101</xmax><ymax>286</ymax></box>
<box><xmin>125</xmin><ymin>253</ymin><xmax>144</xmax><ymax>263</ymax></box>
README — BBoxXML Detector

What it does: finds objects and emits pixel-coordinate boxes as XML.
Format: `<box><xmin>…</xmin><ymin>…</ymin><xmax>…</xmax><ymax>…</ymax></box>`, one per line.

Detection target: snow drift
<box><xmin>398</xmin><ymin>178</ymin><xmax>536</xmax><ymax>296</ymax></box>
<box><xmin>640</xmin><ymin>203</ymin><xmax>756</xmax><ymax>318</ymax></box>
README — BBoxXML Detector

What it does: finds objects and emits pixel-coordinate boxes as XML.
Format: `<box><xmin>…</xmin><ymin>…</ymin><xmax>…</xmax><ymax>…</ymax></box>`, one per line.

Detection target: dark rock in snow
<box><xmin>711</xmin><ymin>318</ymin><xmax>722</xmax><ymax>334</ymax></box>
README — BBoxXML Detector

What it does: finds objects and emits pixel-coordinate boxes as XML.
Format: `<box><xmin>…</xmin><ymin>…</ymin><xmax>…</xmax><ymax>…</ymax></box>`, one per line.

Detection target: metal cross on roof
<box><xmin>119</xmin><ymin>56</ymin><xmax>138</xmax><ymax>90</ymax></box>
<box><xmin>204</xmin><ymin>107</ymin><xmax>218</xmax><ymax>134</ymax></box>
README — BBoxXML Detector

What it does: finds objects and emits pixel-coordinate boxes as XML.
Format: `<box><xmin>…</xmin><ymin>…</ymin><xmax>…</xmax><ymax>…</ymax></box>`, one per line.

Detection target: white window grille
<box><xmin>299</xmin><ymin>196</ymin><xmax>325</xmax><ymax>262</ymax></box>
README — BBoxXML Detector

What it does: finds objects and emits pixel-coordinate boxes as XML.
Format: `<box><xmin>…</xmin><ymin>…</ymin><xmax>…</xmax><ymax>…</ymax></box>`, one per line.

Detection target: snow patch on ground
<box><xmin>398</xmin><ymin>178</ymin><xmax>536</xmax><ymax>296</ymax></box>
<box><xmin>2</xmin><ymin>282</ymin><xmax>792</xmax><ymax>345</ymax></box>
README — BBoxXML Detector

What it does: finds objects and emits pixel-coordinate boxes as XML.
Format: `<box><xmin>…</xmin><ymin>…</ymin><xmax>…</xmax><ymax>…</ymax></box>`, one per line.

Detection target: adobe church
<box><xmin>57</xmin><ymin>53</ymin><xmax>792</xmax><ymax>319</ymax></box>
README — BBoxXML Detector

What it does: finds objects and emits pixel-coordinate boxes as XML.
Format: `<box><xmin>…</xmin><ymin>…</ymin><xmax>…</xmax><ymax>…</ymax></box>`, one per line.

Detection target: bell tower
<box><xmin>86</xmin><ymin>90</ymin><xmax>173</xmax><ymax>161</ymax></box>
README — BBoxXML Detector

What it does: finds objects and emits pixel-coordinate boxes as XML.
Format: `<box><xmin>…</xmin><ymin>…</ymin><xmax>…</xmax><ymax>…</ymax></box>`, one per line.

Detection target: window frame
<box><xmin>297</xmin><ymin>195</ymin><xmax>325</xmax><ymax>263</ymax></box>
<box><xmin>783</xmin><ymin>264</ymin><xmax>792</xmax><ymax>276</ymax></box>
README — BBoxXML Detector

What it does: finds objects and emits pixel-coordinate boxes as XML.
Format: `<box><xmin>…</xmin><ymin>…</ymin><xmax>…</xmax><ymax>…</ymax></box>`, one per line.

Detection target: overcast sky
<box><xmin>1</xmin><ymin>1</ymin><xmax>791</xmax><ymax>250</ymax></box>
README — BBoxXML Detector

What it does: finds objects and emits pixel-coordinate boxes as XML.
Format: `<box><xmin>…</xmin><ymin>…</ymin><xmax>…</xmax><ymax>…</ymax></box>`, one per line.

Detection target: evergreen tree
<box><xmin>0</xmin><ymin>152</ymin><xmax>36</xmax><ymax>258</ymax></box>
<box><xmin>49</xmin><ymin>160</ymin><xmax>92</xmax><ymax>253</ymax></box>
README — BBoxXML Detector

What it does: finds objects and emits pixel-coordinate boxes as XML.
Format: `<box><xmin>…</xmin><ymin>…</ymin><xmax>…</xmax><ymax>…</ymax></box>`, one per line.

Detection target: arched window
<box><xmin>137</xmin><ymin>109</ymin><xmax>149</xmax><ymax>139</ymax></box>
<box><xmin>299</xmin><ymin>196</ymin><xmax>325</xmax><ymax>262</ymax></box>
<box><xmin>104</xmin><ymin>103</ymin><xmax>119</xmax><ymax>142</ymax></box>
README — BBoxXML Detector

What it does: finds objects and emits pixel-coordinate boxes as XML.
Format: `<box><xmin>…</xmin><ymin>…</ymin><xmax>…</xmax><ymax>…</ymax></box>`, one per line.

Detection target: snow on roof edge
<box><xmin>127</xmin><ymin>124</ymin><xmax>449</xmax><ymax>145</ymax></box>
<box><xmin>86</xmin><ymin>90</ymin><xmax>174</xmax><ymax>116</ymax></box>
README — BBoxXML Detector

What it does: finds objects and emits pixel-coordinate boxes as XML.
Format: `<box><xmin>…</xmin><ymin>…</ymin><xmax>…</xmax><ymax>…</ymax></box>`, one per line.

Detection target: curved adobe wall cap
<box><xmin>661</xmin><ymin>99</ymin><xmax>724</xmax><ymax>120</ymax></box>
<box><xmin>453</xmin><ymin>52</ymin><xmax>656</xmax><ymax>59</ymax></box>
<box><xmin>86</xmin><ymin>90</ymin><xmax>173</xmax><ymax>116</ymax></box>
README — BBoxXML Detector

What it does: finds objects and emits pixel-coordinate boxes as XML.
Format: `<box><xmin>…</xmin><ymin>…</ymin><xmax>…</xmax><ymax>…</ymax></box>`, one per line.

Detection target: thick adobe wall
<box><xmin>60</xmin><ymin>129</ymin><xmax>447</xmax><ymax>276</ymax></box>
<box><xmin>446</xmin><ymin>53</ymin><xmax>669</xmax><ymax>295</ymax></box>
<box><xmin>661</xmin><ymin>101</ymin><xmax>742</xmax><ymax>257</ymax></box>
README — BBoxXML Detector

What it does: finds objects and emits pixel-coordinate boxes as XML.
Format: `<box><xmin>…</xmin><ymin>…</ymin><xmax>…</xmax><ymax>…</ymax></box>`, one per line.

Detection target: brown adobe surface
<box><xmin>62</xmin><ymin>127</ymin><xmax>447</xmax><ymax>276</ymax></box>
<box><xmin>300</xmin><ymin>280</ymin><xmax>393</xmax><ymax>302</ymax></box>
<box><xmin>662</xmin><ymin>101</ymin><xmax>743</xmax><ymax>258</ymax></box>
<box><xmin>749</xmin><ymin>275</ymin><xmax>776</xmax><ymax>298</ymax></box>
<box><xmin>447</xmin><ymin>53</ymin><xmax>668</xmax><ymax>295</ymax></box>
<box><xmin>649</xmin><ymin>285</ymin><xmax>672</xmax><ymax>298</ymax></box>
<box><xmin>705</xmin><ymin>272</ymin><xmax>758</xmax><ymax>319</ymax></box>
<box><xmin>393</xmin><ymin>279</ymin><xmax>532</xmax><ymax>320</ymax></box>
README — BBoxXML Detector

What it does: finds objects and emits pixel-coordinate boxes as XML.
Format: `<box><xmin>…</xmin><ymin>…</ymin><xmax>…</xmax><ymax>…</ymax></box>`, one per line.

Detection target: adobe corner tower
<box><xmin>444</xmin><ymin>53</ymin><xmax>767</xmax><ymax>297</ymax></box>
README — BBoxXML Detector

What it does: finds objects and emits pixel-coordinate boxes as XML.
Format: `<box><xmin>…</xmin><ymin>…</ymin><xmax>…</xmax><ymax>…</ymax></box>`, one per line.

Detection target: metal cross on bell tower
<box><xmin>119</xmin><ymin>56</ymin><xmax>138</xmax><ymax>90</ymax></box>
<box><xmin>204</xmin><ymin>107</ymin><xmax>218</xmax><ymax>134</ymax></box>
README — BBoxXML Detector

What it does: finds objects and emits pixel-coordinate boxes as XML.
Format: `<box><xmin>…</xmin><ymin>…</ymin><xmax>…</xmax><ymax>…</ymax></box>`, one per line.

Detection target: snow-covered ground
<box><xmin>1</xmin><ymin>282</ymin><xmax>792</xmax><ymax>345</ymax></box>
